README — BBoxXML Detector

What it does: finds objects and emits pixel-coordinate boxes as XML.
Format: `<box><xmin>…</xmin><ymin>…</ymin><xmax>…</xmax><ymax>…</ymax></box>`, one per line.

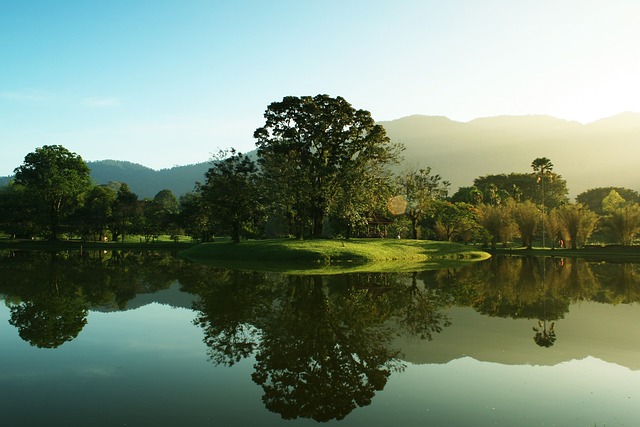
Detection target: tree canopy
<box><xmin>199</xmin><ymin>150</ymin><xmax>262</xmax><ymax>243</ymax></box>
<box><xmin>254</xmin><ymin>94</ymin><xmax>403</xmax><ymax>238</ymax></box>
<box><xmin>13</xmin><ymin>145</ymin><xmax>92</xmax><ymax>240</ymax></box>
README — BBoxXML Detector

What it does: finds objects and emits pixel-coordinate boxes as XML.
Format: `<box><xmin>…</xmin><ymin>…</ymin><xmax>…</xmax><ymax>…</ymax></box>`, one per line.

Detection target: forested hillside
<box><xmin>87</xmin><ymin>160</ymin><xmax>210</xmax><ymax>199</ymax></box>
<box><xmin>380</xmin><ymin>112</ymin><xmax>640</xmax><ymax>197</ymax></box>
<box><xmin>2</xmin><ymin>113</ymin><xmax>639</xmax><ymax>199</ymax></box>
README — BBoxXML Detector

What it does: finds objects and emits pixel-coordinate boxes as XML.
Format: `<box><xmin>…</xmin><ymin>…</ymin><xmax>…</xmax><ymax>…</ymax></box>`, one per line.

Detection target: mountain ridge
<box><xmin>1</xmin><ymin>112</ymin><xmax>639</xmax><ymax>198</ymax></box>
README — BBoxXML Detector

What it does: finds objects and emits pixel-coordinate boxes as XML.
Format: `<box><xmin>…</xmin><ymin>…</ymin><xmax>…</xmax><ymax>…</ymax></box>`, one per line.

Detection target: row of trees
<box><xmin>1</xmin><ymin>95</ymin><xmax>639</xmax><ymax>247</ymax></box>
<box><xmin>0</xmin><ymin>145</ymin><xmax>183</xmax><ymax>242</ymax></box>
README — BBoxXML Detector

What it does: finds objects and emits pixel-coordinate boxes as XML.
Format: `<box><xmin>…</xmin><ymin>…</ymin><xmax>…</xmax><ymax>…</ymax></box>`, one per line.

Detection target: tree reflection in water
<box><xmin>0</xmin><ymin>249</ymin><xmax>185</xmax><ymax>348</ymax></box>
<box><xmin>187</xmin><ymin>270</ymin><xmax>455</xmax><ymax>422</ymax></box>
<box><xmin>4</xmin><ymin>251</ymin><xmax>640</xmax><ymax>420</ymax></box>
<box><xmin>532</xmin><ymin>320</ymin><xmax>556</xmax><ymax>347</ymax></box>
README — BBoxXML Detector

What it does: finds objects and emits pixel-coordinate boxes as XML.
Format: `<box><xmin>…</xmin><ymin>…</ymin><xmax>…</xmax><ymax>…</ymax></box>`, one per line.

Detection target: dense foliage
<box><xmin>1</xmin><ymin>96</ymin><xmax>640</xmax><ymax>247</ymax></box>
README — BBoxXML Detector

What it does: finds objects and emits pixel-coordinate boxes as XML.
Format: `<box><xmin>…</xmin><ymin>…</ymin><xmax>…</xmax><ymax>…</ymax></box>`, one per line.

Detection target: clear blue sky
<box><xmin>2</xmin><ymin>0</ymin><xmax>639</xmax><ymax>175</ymax></box>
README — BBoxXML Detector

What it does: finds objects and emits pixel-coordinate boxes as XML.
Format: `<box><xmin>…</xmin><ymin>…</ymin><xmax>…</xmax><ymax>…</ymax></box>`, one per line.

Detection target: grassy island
<box><xmin>180</xmin><ymin>238</ymin><xmax>490</xmax><ymax>274</ymax></box>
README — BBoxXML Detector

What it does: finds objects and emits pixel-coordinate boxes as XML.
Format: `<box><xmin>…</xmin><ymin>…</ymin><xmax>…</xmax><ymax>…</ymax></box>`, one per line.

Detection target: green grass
<box><xmin>180</xmin><ymin>238</ymin><xmax>490</xmax><ymax>274</ymax></box>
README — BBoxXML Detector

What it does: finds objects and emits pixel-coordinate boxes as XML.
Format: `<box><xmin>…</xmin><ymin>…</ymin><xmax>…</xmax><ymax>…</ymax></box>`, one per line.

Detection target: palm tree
<box><xmin>531</xmin><ymin>157</ymin><xmax>554</xmax><ymax>247</ymax></box>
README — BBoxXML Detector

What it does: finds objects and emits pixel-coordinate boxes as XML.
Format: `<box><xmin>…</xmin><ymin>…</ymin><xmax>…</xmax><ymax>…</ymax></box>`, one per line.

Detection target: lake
<box><xmin>1</xmin><ymin>250</ymin><xmax>640</xmax><ymax>426</ymax></box>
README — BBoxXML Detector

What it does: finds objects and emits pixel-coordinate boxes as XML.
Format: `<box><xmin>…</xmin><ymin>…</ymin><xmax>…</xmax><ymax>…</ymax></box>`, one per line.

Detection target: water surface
<box><xmin>1</xmin><ymin>250</ymin><xmax>639</xmax><ymax>426</ymax></box>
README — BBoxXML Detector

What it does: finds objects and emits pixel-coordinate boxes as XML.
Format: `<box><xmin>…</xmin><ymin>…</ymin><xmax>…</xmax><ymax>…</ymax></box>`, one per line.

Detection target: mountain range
<box><xmin>379</xmin><ymin>112</ymin><xmax>640</xmax><ymax>198</ymax></box>
<box><xmin>2</xmin><ymin>113</ymin><xmax>639</xmax><ymax>199</ymax></box>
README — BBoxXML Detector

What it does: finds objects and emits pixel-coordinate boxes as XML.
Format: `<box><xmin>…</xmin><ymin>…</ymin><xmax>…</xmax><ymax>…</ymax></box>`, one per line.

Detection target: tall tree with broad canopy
<box><xmin>13</xmin><ymin>145</ymin><xmax>92</xmax><ymax>240</ymax></box>
<box><xmin>576</xmin><ymin>187</ymin><xmax>640</xmax><ymax>215</ymax></box>
<box><xmin>254</xmin><ymin>95</ymin><xmax>403</xmax><ymax>239</ymax></box>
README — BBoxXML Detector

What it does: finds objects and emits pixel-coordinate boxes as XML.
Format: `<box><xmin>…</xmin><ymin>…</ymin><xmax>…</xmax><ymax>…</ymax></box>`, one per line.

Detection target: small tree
<box><xmin>179</xmin><ymin>192</ymin><xmax>214</xmax><ymax>242</ymax></box>
<box><xmin>556</xmin><ymin>203</ymin><xmax>599</xmax><ymax>249</ymax></box>
<box><xmin>604</xmin><ymin>204</ymin><xmax>640</xmax><ymax>246</ymax></box>
<box><xmin>513</xmin><ymin>200</ymin><xmax>540</xmax><ymax>249</ymax></box>
<box><xmin>476</xmin><ymin>202</ymin><xmax>515</xmax><ymax>249</ymax></box>
<box><xmin>544</xmin><ymin>209</ymin><xmax>562</xmax><ymax>249</ymax></box>
<box><xmin>110</xmin><ymin>183</ymin><xmax>141</xmax><ymax>243</ymax></box>
<box><xmin>80</xmin><ymin>185</ymin><xmax>116</xmax><ymax>241</ymax></box>
<box><xmin>601</xmin><ymin>189</ymin><xmax>626</xmax><ymax>213</ymax></box>
<box><xmin>200</xmin><ymin>149</ymin><xmax>262</xmax><ymax>243</ymax></box>
<box><xmin>396</xmin><ymin>166</ymin><xmax>449</xmax><ymax>239</ymax></box>
<box><xmin>432</xmin><ymin>201</ymin><xmax>476</xmax><ymax>242</ymax></box>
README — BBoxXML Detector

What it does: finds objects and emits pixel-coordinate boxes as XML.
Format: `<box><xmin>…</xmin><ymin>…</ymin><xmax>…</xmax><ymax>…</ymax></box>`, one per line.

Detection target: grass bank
<box><xmin>180</xmin><ymin>238</ymin><xmax>490</xmax><ymax>274</ymax></box>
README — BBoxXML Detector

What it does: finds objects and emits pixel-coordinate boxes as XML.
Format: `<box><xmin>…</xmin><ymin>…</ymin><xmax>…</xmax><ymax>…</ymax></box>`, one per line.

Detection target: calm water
<box><xmin>1</xmin><ymin>250</ymin><xmax>640</xmax><ymax>426</ymax></box>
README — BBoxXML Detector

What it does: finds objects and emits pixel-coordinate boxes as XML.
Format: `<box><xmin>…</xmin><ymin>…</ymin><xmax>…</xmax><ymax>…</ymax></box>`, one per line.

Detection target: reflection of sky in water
<box><xmin>376</xmin><ymin>357</ymin><xmax>639</xmax><ymax>427</ymax></box>
<box><xmin>1</xmin><ymin>300</ymin><xmax>640</xmax><ymax>426</ymax></box>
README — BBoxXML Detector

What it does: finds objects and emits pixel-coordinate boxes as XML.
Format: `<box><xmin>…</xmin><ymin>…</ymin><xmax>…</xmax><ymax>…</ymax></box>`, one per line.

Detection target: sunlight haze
<box><xmin>1</xmin><ymin>0</ymin><xmax>639</xmax><ymax>176</ymax></box>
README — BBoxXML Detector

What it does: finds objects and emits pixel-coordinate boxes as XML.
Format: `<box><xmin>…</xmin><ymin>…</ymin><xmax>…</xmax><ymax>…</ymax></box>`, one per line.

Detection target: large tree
<box><xmin>13</xmin><ymin>145</ymin><xmax>92</xmax><ymax>240</ymax></box>
<box><xmin>254</xmin><ymin>95</ymin><xmax>402</xmax><ymax>238</ymax></box>
<box><xmin>576</xmin><ymin>187</ymin><xmax>640</xmax><ymax>215</ymax></box>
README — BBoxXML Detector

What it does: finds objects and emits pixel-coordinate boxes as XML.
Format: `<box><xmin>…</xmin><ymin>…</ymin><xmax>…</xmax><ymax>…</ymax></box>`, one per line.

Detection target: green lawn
<box><xmin>180</xmin><ymin>238</ymin><xmax>491</xmax><ymax>274</ymax></box>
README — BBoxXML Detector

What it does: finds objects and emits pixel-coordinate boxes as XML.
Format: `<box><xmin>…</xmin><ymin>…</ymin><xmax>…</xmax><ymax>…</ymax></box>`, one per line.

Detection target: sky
<box><xmin>2</xmin><ymin>0</ymin><xmax>640</xmax><ymax>176</ymax></box>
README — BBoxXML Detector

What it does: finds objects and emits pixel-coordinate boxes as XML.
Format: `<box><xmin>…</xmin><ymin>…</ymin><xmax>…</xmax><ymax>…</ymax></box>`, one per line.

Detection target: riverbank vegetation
<box><xmin>1</xmin><ymin>95</ymin><xmax>640</xmax><ymax>255</ymax></box>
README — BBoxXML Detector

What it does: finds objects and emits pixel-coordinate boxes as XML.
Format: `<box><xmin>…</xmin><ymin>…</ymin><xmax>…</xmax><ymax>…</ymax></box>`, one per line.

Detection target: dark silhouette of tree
<box><xmin>178</xmin><ymin>191</ymin><xmax>214</xmax><ymax>242</ymax></box>
<box><xmin>9</xmin><ymin>293</ymin><xmax>88</xmax><ymax>348</ymax></box>
<box><xmin>0</xmin><ymin>183</ymin><xmax>41</xmax><ymax>238</ymax></box>
<box><xmin>13</xmin><ymin>145</ymin><xmax>92</xmax><ymax>240</ymax></box>
<box><xmin>532</xmin><ymin>320</ymin><xmax>556</xmax><ymax>347</ymax></box>
<box><xmin>251</xmin><ymin>276</ymin><xmax>402</xmax><ymax>422</ymax></box>
<box><xmin>5</xmin><ymin>252</ymin><xmax>89</xmax><ymax>348</ymax></box>
<box><xmin>110</xmin><ymin>183</ymin><xmax>141</xmax><ymax>242</ymax></box>
<box><xmin>199</xmin><ymin>150</ymin><xmax>262</xmax><ymax>243</ymax></box>
<box><xmin>78</xmin><ymin>184</ymin><xmax>116</xmax><ymax>241</ymax></box>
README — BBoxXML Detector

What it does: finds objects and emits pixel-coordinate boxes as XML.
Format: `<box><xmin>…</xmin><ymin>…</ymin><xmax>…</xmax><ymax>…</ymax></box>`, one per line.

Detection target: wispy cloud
<box><xmin>0</xmin><ymin>90</ymin><xmax>49</xmax><ymax>102</ymax></box>
<box><xmin>82</xmin><ymin>96</ymin><xmax>122</xmax><ymax>107</ymax></box>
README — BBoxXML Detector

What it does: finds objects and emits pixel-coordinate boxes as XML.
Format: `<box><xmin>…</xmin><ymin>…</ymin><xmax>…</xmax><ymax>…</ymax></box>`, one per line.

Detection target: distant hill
<box><xmin>2</xmin><ymin>113</ymin><xmax>639</xmax><ymax>199</ymax></box>
<box><xmin>380</xmin><ymin>112</ymin><xmax>640</xmax><ymax>197</ymax></box>
<box><xmin>87</xmin><ymin>160</ymin><xmax>211</xmax><ymax>199</ymax></box>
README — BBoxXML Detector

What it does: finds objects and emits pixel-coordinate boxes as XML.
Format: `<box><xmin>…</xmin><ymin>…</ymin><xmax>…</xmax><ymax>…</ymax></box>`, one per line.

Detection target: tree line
<box><xmin>1</xmin><ymin>94</ymin><xmax>639</xmax><ymax>248</ymax></box>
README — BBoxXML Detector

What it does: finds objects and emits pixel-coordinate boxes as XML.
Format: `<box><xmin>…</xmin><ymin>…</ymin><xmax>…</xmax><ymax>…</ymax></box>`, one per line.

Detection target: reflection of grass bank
<box><xmin>0</xmin><ymin>238</ymin><xmax>197</xmax><ymax>251</ymax></box>
<box><xmin>180</xmin><ymin>238</ymin><xmax>490</xmax><ymax>274</ymax></box>
<box><xmin>489</xmin><ymin>245</ymin><xmax>640</xmax><ymax>261</ymax></box>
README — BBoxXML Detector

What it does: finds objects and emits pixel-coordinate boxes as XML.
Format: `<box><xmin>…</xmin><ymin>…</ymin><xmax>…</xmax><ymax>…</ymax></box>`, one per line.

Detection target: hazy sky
<box><xmin>2</xmin><ymin>0</ymin><xmax>639</xmax><ymax>175</ymax></box>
